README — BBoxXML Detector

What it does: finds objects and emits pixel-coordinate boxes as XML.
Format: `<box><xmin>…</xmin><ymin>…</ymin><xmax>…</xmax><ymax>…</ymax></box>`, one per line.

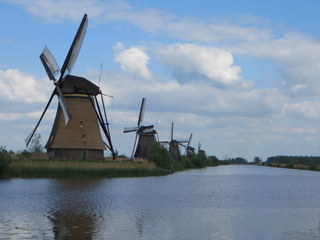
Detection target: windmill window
<box><xmin>80</xmin><ymin>120</ymin><xmax>83</xmax><ymax>128</ymax></box>
<box><xmin>82</xmin><ymin>134</ymin><xmax>86</xmax><ymax>142</ymax></box>
<box><xmin>54</xmin><ymin>149</ymin><xmax>61</xmax><ymax>158</ymax></box>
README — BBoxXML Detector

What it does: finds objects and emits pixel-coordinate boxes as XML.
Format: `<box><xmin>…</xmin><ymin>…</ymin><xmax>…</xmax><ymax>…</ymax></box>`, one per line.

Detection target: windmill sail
<box><xmin>55</xmin><ymin>86</ymin><xmax>71</xmax><ymax>125</ymax></box>
<box><xmin>60</xmin><ymin>14</ymin><xmax>88</xmax><ymax>81</ymax></box>
<box><xmin>25</xmin><ymin>90</ymin><xmax>55</xmax><ymax>147</ymax></box>
<box><xmin>137</xmin><ymin>98</ymin><xmax>146</xmax><ymax>127</ymax></box>
<box><xmin>40</xmin><ymin>47</ymin><xmax>60</xmax><ymax>81</ymax></box>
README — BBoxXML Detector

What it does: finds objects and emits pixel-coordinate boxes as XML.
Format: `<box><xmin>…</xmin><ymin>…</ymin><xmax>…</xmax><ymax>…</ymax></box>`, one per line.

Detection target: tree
<box><xmin>147</xmin><ymin>143</ymin><xmax>175</xmax><ymax>169</ymax></box>
<box><xmin>254</xmin><ymin>157</ymin><xmax>262</xmax><ymax>165</ymax></box>
<box><xmin>28</xmin><ymin>133</ymin><xmax>44</xmax><ymax>153</ymax></box>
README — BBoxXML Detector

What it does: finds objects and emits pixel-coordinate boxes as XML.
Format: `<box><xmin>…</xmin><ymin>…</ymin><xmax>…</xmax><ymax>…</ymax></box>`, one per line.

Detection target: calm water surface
<box><xmin>1</xmin><ymin>165</ymin><xmax>320</xmax><ymax>240</ymax></box>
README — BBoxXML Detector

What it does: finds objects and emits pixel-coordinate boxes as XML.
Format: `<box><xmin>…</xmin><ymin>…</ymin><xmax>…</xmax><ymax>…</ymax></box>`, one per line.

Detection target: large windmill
<box><xmin>25</xmin><ymin>14</ymin><xmax>115</xmax><ymax>160</ymax></box>
<box><xmin>161</xmin><ymin>122</ymin><xmax>188</xmax><ymax>161</ymax></box>
<box><xmin>123</xmin><ymin>98</ymin><xmax>157</xmax><ymax>159</ymax></box>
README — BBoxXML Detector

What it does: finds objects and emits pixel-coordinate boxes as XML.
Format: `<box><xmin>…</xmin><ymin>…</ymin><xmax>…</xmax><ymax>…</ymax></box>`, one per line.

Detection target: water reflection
<box><xmin>47</xmin><ymin>179</ymin><xmax>106</xmax><ymax>239</ymax></box>
<box><xmin>2</xmin><ymin>166</ymin><xmax>320</xmax><ymax>240</ymax></box>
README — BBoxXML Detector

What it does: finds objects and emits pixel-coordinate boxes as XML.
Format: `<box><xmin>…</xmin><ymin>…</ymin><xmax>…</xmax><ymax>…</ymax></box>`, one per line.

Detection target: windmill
<box><xmin>161</xmin><ymin>122</ymin><xmax>188</xmax><ymax>161</ymax></box>
<box><xmin>123</xmin><ymin>98</ymin><xmax>157</xmax><ymax>159</ymax></box>
<box><xmin>184</xmin><ymin>133</ymin><xmax>195</xmax><ymax>157</ymax></box>
<box><xmin>25</xmin><ymin>14</ymin><xmax>116</xmax><ymax>160</ymax></box>
<box><xmin>198</xmin><ymin>142</ymin><xmax>206</xmax><ymax>156</ymax></box>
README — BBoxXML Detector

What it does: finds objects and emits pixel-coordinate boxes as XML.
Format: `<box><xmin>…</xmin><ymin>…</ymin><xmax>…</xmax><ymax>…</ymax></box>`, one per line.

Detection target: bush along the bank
<box><xmin>181</xmin><ymin>152</ymin><xmax>218</xmax><ymax>169</ymax></box>
<box><xmin>147</xmin><ymin>142</ymin><xmax>218</xmax><ymax>172</ymax></box>
<box><xmin>147</xmin><ymin>143</ymin><xmax>178</xmax><ymax>170</ymax></box>
<box><xmin>0</xmin><ymin>146</ymin><xmax>12</xmax><ymax>178</ymax></box>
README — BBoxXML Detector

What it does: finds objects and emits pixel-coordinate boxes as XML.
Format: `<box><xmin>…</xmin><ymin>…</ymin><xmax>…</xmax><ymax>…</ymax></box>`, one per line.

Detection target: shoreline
<box><xmin>2</xmin><ymin>158</ymin><xmax>168</xmax><ymax>179</ymax></box>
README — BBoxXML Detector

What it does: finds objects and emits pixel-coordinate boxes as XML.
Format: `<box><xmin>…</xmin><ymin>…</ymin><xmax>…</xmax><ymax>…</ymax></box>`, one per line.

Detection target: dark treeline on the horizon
<box><xmin>266</xmin><ymin>156</ymin><xmax>320</xmax><ymax>166</ymax></box>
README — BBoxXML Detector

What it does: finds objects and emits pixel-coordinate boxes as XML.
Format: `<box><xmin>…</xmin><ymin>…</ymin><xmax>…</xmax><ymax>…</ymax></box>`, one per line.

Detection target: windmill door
<box><xmin>81</xmin><ymin>150</ymin><xmax>87</xmax><ymax>161</ymax></box>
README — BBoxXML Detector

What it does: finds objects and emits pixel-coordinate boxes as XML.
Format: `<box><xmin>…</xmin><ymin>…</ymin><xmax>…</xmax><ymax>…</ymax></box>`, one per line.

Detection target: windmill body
<box><xmin>46</xmin><ymin>75</ymin><xmax>105</xmax><ymax>160</ymax></box>
<box><xmin>134</xmin><ymin>126</ymin><xmax>157</xmax><ymax>158</ymax></box>
<box><xmin>169</xmin><ymin>140</ymin><xmax>182</xmax><ymax>161</ymax></box>
<box><xmin>26</xmin><ymin>14</ymin><xmax>115</xmax><ymax>160</ymax></box>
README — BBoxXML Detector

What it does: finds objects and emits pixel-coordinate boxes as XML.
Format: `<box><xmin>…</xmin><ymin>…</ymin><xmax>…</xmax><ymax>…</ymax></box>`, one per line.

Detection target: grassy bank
<box><xmin>3</xmin><ymin>158</ymin><xmax>167</xmax><ymax>178</ymax></box>
<box><xmin>266</xmin><ymin>163</ymin><xmax>320</xmax><ymax>171</ymax></box>
<box><xmin>0</xmin><ymin>144</ymin><xmax>219</xmax><ymax>179</ymax></box>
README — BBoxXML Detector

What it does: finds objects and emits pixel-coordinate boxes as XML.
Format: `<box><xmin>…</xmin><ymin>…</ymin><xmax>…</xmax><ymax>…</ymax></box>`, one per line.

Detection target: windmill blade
<box><xmin>131</xmin><ymin>133</ymin><xmax>139</xmax><ymax>159</ymax></box>
<box><xmin>187</xmin><ymin>133</ymin><xmax>193</xmax><ymax>147</ymax></box>
<box><xmin>170</xmin><ymin>122</ymin><xmax>174</xmax><ymax>141</ymax></box>
<box><xmin>137</xmin><ymin>97</ymin><xmax>146</xmax><ymax>127</ymax></box>
<box><xmin>123</xmin><ymin>126</ymin><xmax>138</xmax><ymax>133</ymax></box>
<box><xmin>40</xmin><ymin>46</ymin><xmax>60</xmax><ymax>81</ymax></box>
<box><xmin>25</xmin><ymin>90</ymin><xmax>55</xmax><ymax>147</ymax></box>
<box><xmin>55</xmin><ymin>86</ymin><xmax>71</xmax><ymax>125</ymax></box>
<box><xmin>184</xmin><ymin>133</ymin><xmax>193</xmax><ymax>155</ymax></box>
<box><xmin>59</xmin><ymin>14</ymin><xmax>88</xmax><ymax>81</ymax></box>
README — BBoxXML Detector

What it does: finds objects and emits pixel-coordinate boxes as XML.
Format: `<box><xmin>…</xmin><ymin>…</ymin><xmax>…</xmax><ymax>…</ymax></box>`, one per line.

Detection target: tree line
<box><xmin>266</xmin><ymin>156</ymin><xmax>320</xmax><ymax>166</ymax></box>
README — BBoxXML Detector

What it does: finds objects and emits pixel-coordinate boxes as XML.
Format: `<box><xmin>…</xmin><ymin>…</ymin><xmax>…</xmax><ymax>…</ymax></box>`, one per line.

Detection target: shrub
<box><xmin>0</xmin><ymin>146</ymin><xmax>12</xmax><ymax>178</ymax></box>
<box><xmin>147</xmin><ymin>143</ymin><xmax>175</xmax><ymax>170</ymax></box>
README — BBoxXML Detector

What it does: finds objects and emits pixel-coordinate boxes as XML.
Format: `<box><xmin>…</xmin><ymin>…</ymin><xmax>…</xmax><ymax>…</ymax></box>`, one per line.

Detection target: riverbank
<box><xmin>3</xmin><ymin>158</ymin><xmax>167</xmax><ymax>178</ymax></box>
<box><xmin>266</xmin><ymin>163</ymin><xmax>320</xmax><ymax>171</ymax></box>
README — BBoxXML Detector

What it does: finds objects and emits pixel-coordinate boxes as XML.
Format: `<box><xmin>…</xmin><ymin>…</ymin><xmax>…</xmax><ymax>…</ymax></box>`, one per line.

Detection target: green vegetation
<box><xmin>147</xmin><ymin>142</ymin><xmax>218</xmax><ymax>172</ymax></box>
<box><xmin>0</xmin><ymin>146</ymin><xmax>12</xmax><ymax>178</ymax></box>
<box><xmin>266</xmin><ymin>156</ymin><xmax>320</xmax><ymax>171</ymax></box>
<box><xmin>5</xmin><ymin>158</ymin><xmax>166</xmax><ymax>178</ymax></box>
<box><xmin>1</xmin><ymin>143</ymin><xmax>219</xmax><ymax>179</ymax></box>
<box><xmin>218</xmin><ymin>157</ymin><xmax>248</xmax><ymax>165</ymax></box>
<box><xmin>266</xmin><ymin>156</ymin><xmax>320</xmax><ymax>166</ymax></box>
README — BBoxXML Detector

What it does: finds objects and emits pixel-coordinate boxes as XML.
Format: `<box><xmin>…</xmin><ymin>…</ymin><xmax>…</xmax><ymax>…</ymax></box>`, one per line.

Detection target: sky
<box><xmin>1</xmin><ymin>0</ymin><xmax>320</xmax><ymax>161</ymax></box>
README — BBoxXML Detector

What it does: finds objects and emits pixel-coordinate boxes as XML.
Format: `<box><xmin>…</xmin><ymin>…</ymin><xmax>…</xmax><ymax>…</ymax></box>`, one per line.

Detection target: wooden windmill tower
<box><xmin>25</xmin><ymin>14</ymin><xmax>115</xmax><ymax>161</ymax></box>
<box><xmin>198</xmin><ymin>142</ymin><xmax>206</xmax><ymax>156</ymax></box>
<box><xmin>123</xmin><ymin>98</ymin><xmax>157</xmax><ymax>159</ymax></box>
<box><xmin>161</xmin><ymin>122</ymin><xmax>188</xmax><ymax>161</ymax></box>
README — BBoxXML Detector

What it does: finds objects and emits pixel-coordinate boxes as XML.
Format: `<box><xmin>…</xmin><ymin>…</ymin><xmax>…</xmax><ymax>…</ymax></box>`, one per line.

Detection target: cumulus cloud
<box><xmin>113</xmin><ymin>42</ymin><xmax>153</xmax><ymax>80</ymax></box>
<box><xmin>233</xmin><ymin>32</ymin><xmax>320</xmax><ymax>97</ymax></box>
<box><xmin>0</xmin><ymin>69</ymin><xmax>48</xmax><ymax>103</ymax></box>
<box><xmin>155</xmin><ymin>43</ymin><xmax>252</xmax><ymax>89</ymax></box>
<box><xmin>284</xmin><ymin>101</ymin><xmax>320</xmax><ymax>119</ymax></box>
<box><xmin>6</xmin><ymin>0</ymin><xmax>105</xmax><ymax>23</ymax></box>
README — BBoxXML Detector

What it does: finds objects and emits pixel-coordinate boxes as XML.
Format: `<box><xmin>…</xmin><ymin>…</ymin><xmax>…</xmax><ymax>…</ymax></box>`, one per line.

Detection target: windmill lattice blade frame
<box><xmin>59</xmin><ymin>14</ymin><xmax>88</xmax><ymax>81</ymax></box>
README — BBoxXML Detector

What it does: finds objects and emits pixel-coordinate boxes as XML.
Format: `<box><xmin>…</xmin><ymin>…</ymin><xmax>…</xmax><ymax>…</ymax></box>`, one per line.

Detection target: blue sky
<box><xmin>1</xmin><ymin>0</ymin><xmax>320</xmax><ymax>161</ymax></box>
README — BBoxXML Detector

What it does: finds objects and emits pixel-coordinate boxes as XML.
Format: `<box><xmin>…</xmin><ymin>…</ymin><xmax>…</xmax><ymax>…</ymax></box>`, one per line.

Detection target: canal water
<box><xmin>1</xmin><ymin>165</ymin><xmax>320</xmax><ymax>240</ymax></box>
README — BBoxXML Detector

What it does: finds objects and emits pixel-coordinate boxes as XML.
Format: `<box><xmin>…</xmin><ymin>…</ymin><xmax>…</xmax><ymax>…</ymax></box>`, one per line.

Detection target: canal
<box><xmin>1</xmin><ymin>165</ymin><xmax>320</xmax><ymax>239</ymax></box>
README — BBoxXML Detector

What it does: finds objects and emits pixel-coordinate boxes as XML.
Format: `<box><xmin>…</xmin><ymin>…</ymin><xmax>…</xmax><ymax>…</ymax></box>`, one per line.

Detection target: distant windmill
<box><xmin>123</xmin><ymin>98</ymin><xmax>157</xmax><ymax>159</ymax></box>
<box><xmin>198</xmin><ymin>142</ymin><xmax>206</xmax><ymax>156</ymax></box>
<box><xmin>25</xmin><ymin>14</ymin><xmax>116</xmax><ymax>160</ymax></box>
<box><xmin>161</xmin><ymin>122</ymin><xmax>188</xmax><ymax>160</ymax></box>
<box><xmin>184</xmin><ymin>133</ymin><xmax>195</xmax><ymax>157</ymax></box>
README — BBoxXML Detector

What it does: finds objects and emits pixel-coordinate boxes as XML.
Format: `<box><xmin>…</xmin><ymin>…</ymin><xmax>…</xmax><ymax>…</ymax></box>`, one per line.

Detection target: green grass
<box><xmin>4</xmin><ymin>158</ymin><xmax>167</xmax><ymax>178</ymax></box>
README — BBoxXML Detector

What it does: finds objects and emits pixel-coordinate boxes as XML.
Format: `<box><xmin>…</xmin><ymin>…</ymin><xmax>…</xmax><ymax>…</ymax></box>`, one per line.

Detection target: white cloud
<box><xmin>155</xmin><ymin>43</ymin><xmax>252</xmax><ymax>89</ymax></box>
<box><xmin>284</xmin><ymin>101</ymin><xmax>320</xmax><ymax>119</ymax></box>
<box><xmin>113</xmin><ymin>42</ymin><xmax>153</xmax><ymax>80</ymax></box>
<box><xmin>6</xmin><ymin>0</ymin><xmax>105</xmax><ymax>23</ymax></box>
<box><xmin>233</xmin><ymin>32</ymin><xmax>320</xmax><ymax>97</ymax></box>
<box><xmin>0</xmin><ymin>69</ymin><xmax>48</xmax><ymax>103</ymax></box>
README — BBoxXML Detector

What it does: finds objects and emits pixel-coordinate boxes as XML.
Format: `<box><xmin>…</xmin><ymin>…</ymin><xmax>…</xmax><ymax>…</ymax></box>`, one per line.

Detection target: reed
<box><xmin>6</xmin><ymin>158</ymin><xmax>166</xmax><ymax>178</ymax></box>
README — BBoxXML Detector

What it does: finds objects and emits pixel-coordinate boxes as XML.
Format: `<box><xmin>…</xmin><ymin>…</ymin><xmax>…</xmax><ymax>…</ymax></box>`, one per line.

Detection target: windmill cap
<box><xmin>61</xmin><ymin>75</ymin><xmax>100</xmax><ymax>96</ymax></box>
